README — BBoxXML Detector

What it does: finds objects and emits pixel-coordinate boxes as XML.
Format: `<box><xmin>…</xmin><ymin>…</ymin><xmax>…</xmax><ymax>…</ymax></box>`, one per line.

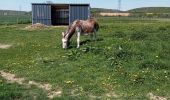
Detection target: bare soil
<box><xmin>147</xmin><ymin>93</ymin><xmax>167</xmax><ymax>100</ymax></box>
<box><xmin>0</xmin><ymin>44</ymin><xmax>11</xmax><ymax>49</ymax></box>
<box><xmin>24</xmin><ymin>23</ymin><xmax>48</xmax><ymax>30</ymax></box>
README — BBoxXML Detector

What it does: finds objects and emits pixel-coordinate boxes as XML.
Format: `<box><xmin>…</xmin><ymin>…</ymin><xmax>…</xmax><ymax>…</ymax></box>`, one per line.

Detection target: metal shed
<box><xmin>32</xmin><ymin>3</ymin><xmax>90</xmax><ymax>25</ymax></box>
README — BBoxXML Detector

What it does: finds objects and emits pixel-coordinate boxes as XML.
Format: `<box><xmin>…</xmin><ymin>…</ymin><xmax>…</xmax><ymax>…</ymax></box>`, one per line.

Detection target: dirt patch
<box><xmin>100</xmin><ymin>12</ymin><xmax>130</xmax><ymax>17</ymax></box>
<box><xmin>0</xmin><ymin>44</ymin><xmax>12</xmax><ymax>49</ymax></box>
<box><xmin>24</xmin><ymin>23</ymin><xmax>67</xmax><ymax>30</ymax></box>
<box><xmin>105</xmin><ymin>92</ymin><xmax>119</xmax><ymax>98</ymax></box>
<box><xmin>24</xmin><ymin>23</ymin><xmax>48</xmax><ymax>30</ymax></box>
<box><xmin>88</xmin><ymin>94</ymin><xmax>102</xmax><ymax>99</ymax></box>
<box><xmin>51</xmin><ymin>26</ymin><xmax>67</xmax><ymax>28</ymax></box>
<box><xmin>147</xmin><ymin>93</ymin><xmax>167</xmax><ymax>100</ymax></box>
<box><xmin>28</xmin><ymin>80</ymin><xmax>62</xmax><ymax>98</ymax></box>
<box><xmin>48</xmin><ymin>91</ymin><xmax>62</xmax><ymax>99</ymax></box>
<box><xmin>0</xmin><ymin>71</ymin><xmax>62</xmax><ymax>99</ymax></box>
<box><xmin>88</xmin><ymin>92</ymin><xmax>119</xmax><ymax>99</ymax></box>
<box><xmin>0</xmin><ymin>71</ymin><xmax>24</xmax><ymax>84</ymax></box>
<box><xmin>28</xmin><ymin>81</ymin><xmax>52</xmax><ymax>91</ymax></box>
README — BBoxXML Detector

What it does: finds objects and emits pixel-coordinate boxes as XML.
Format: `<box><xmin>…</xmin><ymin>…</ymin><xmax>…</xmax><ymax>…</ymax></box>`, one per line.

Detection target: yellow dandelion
<box><xmin>65</xmin><ymin>80</ymin><xmax>74</xmax><ymax>84</ymax></box>
<box><xmin>107</xmin><ymin>76</ymin><xmax>111</xmax><ymax>80</ymax></box>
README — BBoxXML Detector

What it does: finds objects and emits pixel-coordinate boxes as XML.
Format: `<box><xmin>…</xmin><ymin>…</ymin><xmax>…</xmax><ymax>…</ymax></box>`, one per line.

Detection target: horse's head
<box><xmin>62</xmin><ymin>32</ymin><xmax>69</xmax><ymax>49</ymax></box>
<box><xmin>61</xmin><ymin>20</ymin><xmax>79</xmax><ymax>49</ymax></box>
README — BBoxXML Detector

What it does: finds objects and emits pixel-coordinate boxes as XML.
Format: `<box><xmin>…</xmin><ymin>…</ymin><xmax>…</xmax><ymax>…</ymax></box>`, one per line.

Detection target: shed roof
<box><xmin>32</xmin><ymin>3</ymin><xmax>90</xmax><ymax>6</ymax></box>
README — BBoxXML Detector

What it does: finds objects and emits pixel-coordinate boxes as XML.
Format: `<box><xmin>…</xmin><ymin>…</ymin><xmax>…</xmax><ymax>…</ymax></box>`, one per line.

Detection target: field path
<box><xmin>0</xmin><ymin>70</ymin><xmax>120</xmax><ymax>99</ymax></box>
<box><xmin>0</xmin><ymin>70</ymin><xmax>62</xmax><ymax>99</ymax></box>
<box><xmin>0</xmin><ymin>43</ymin><xmax>11</xmax><ymax>49</ymax></box>
<box><xmin>147</xmin><ymin>93</ymin><xmax>167</xmax><ymax>100</ymax></box>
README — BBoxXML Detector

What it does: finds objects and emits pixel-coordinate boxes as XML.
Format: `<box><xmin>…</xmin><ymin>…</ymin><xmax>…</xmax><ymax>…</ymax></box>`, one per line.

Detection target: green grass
<box><xmin>0</xmin><ymin>17</ymin><xmax>170</xmax><ymax>99</ymax></box>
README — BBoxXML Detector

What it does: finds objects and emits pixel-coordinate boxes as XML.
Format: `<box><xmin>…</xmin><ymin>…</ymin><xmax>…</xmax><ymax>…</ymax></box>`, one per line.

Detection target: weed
<box><xmin>130</xmin><ymin>31</ymin><xmax>148</xmax><ymax>41</ymax></box>
<box><xmin>139</xmin><ymin>60</ymin><xmax>168</xmax><ymax>70</ymax></box>
<box><xmin>113</xmin><ymin>31</ymin><xmax>127</xmax><ymax>38</ymax></box>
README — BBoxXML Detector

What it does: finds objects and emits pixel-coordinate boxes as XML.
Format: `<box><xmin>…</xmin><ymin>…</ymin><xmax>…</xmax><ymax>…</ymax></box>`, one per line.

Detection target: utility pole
<box><xmin>117</xmin><ymin>0</ymin><xmax>121</xmax><ymax>17</ymax></box>
<box><xmin>17</xmin><ymin>5</ymin><xmax>22</xmax><ymax>24</ymax></box>
<box><xmin>118</xmin><ymin>0</ymin><xmax>121</xmax><ymax>12</ymax></box>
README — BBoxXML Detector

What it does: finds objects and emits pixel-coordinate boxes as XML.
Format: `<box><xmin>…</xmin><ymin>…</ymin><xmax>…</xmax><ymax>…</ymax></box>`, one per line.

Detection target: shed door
<box><xmin>69</xmin><ymin>5</ymin><xmax>90</xmax><ymax>24</ymax></box>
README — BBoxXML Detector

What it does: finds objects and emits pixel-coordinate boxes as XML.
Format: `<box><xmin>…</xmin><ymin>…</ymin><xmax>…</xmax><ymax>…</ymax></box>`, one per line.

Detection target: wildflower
<box><xmin>164</xmin><ymin>71</ymin><xmax>167</xmax><ymax>73</ymax></box>
<box><xmin>65</xmin><ymin>80</ymin><xmax>74</xmax><ymax>84</ymax></box>
<box><xmin>102</xmin><ymin>83</ymin><xmax>106</xmax><ymax>85</ymax></box>
<box><xmin>108</xmin><ymin>76</ymin><xmax>111</xmax><ymax>80</ymax></box>
<box><xmin>107</xmin><ymin>47</ymin><xmax>111</xmax><ymax>50</ymax></box>
<box><xmin>133</xmin><ymin>75</ymin><xmax>138</xmax><ymax>77</ymax></box>
<box><xmin>156</xmin><ymin>56</ymin><xmax>159</xmax><ymax>58</ymax></box>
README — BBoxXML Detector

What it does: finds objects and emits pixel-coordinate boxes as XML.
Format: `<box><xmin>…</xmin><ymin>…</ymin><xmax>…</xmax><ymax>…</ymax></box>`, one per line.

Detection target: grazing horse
<box><xmin>62</xmin><ymin>18</ymin><xmax>99</xmax><ymax>49</ymax></box>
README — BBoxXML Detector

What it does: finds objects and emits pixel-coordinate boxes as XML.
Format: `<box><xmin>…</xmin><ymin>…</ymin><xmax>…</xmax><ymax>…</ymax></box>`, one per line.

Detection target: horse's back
<box><xmin>88</xmin><ymin>18</ymin><xmax>99</xmax><ymax>31</ymax></box>
<box><xmin>71</xmin><ymin>18</ymin><xmax>99</xmax><ymax>33</ymax></box>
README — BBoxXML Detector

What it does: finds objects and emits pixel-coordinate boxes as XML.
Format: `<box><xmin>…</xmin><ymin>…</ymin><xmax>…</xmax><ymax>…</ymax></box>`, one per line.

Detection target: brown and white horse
<box><xmin>62</xmin><ymin>18</ymin><xmax>99</xmax><ymax>49</ymax></box>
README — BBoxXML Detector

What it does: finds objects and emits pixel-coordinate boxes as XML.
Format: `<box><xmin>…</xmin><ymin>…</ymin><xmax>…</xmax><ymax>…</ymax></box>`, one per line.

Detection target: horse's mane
<box><xmin>64</xmin><ymin>20</ymin><xmax>79</xmax><ymax>39</ymax></box>
<box><xmin>64</xmin><ymin>21</ymin><xmax>77</xmax><ymax>37</ymax></box>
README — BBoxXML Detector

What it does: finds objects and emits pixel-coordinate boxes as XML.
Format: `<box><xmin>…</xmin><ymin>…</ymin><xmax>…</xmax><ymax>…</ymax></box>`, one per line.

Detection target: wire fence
<box><xmin>1</xmin><ymin>12</ymin><xmax>170</xmax><ymax>25</ymax></box>
<box><xmin>0</xmin><ymin>14</ymin><xmax>31</xmax><ymax>25</ymax></box>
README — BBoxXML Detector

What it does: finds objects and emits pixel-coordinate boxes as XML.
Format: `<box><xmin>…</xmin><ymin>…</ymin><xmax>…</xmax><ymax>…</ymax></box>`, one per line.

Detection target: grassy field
<box><xmin>0</xmin><ymin>17</ymin><xmax>170</xmax><ymax>99</ymax></box>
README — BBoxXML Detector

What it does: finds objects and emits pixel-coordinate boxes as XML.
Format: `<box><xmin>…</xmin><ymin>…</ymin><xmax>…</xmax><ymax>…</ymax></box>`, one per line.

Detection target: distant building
<box><xmin>32</xmin><ymin>3</ymin><xmax>90</xmax><ymax>25</ymax></box>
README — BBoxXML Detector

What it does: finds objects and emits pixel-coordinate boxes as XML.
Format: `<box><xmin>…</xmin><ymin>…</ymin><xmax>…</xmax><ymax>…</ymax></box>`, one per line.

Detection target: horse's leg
<box><xmin>77</xmin><ymin>31</ymin><xmax>80</xmax><ymax>48</ymax></box>
<box><xmin>90</xmin><ymin>34</ymin><xmax>93</xmax><ymax>40</ymax></box>
<box><xmin>93</xmin><ymin>29</ymin><xmax>97</xmax><ymax>40</ymax></box>
<box><xmin>90</xmin><ymin>30</ymin><xmax>96</xmax><ymax>40</ymax></box>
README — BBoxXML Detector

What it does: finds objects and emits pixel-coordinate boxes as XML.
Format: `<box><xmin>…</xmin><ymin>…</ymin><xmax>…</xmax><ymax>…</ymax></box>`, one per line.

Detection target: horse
<box><xmin>62</xmin><ymin>18</ymin><xmax>99</xmax><ymax>49</ymax></box>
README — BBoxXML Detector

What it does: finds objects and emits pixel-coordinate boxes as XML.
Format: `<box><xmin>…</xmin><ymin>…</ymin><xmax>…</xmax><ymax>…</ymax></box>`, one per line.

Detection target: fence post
<box><xmin>30</xmin><ymin>17</ymin><xmax>32</xmax><ymax>24</ymax></box>
<box><xmin>17</xmin><ymin>17</ymin><xmax>19</xmax><ymax>24</ymax></box>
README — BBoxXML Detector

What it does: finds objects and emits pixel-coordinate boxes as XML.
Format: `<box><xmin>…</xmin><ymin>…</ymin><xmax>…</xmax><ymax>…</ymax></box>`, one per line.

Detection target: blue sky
<box><xmin>0</xmin><ymin>0</ymin><xmax>170</xmax><ymax>11</ymax></box>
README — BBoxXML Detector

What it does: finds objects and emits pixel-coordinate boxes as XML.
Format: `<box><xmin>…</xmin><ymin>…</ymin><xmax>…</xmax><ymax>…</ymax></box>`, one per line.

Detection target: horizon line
<box><xmin>0</xmin><ymin>6</ymin><xmax>170</xmax><ymax>12</ymax></box>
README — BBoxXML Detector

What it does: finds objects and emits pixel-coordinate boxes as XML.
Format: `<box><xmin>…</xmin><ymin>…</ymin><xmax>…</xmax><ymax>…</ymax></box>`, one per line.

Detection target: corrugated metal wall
<box><xmin>69</xmin><ymin>5</ymin><xmax>90</xmax><ymax>24</ymax></box>
<box><xmin>32</xmin><ymin>4</ymin><xmax>52</xmax><ymax>25</ymax></box>
<box><xmin>32</xmin><ymin>4</ymin><xmax>90</xmax><ymax>25</ymax></box>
